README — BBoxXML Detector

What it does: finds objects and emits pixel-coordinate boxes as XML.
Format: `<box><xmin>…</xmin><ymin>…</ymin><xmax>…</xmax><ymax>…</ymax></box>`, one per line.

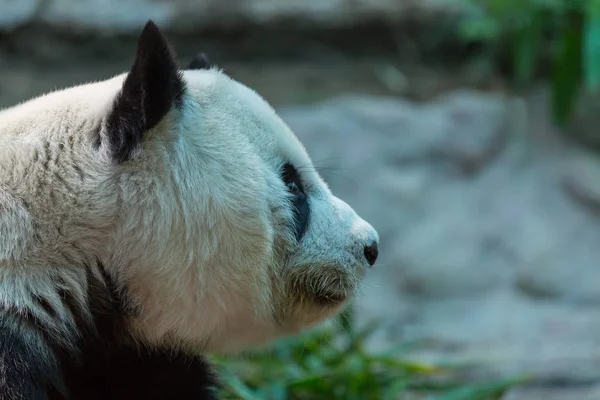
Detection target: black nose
<box><xmin>363</xmin><ymin>241</ymin><xmax>379</xmax><ymax>267</ymax></box>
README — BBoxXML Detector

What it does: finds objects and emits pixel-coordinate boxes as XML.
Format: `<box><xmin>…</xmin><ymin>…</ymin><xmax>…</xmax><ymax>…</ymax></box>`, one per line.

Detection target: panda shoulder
<box><xmin>0</xmin><ymin>188</ymin><xmax>34</xmax><ymax>262</ymax></box>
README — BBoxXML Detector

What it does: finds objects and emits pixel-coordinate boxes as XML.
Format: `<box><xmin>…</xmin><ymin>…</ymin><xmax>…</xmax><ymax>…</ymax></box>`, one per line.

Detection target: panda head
<box><xmin>0</xmin><ymin>21</ymin><xmax>379</xmax><ymax>353</ymax></box>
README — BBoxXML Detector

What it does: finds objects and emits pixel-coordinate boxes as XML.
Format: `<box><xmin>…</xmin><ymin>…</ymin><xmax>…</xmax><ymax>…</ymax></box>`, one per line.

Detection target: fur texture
<box><xmin>0</xmin><ymin>21</ymin><xmax>379</xmax><ymax>399</ymax></box>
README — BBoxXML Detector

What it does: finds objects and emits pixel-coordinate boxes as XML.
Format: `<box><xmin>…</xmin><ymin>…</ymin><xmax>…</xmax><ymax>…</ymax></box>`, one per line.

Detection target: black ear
<box><xmin>105</xmin><ymin>20</ymin><xmax>185</xmax><ymax>163</ymax></box>
<box><xmin>187</xmin><ymin>52</ymin><xmax>213</xmax><ymax>70</ymax></box>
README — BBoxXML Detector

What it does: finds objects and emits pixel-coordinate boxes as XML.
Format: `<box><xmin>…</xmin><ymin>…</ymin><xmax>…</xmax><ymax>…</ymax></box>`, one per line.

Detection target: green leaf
<box><xmin>383</xmin><ymin>379</ymin><xmax>408</xmax><ymax>400</ymax></box>
<box><xmin>551</xmin><ymin>12</ymin><xmax>583</xmax><ymax>125</ymax></box>
<box><xmin>375</xmin><ymin>357</ymin><xmax>446</xmax><ymax>374</ymax></box>
<box><xmin>264</xmin><ymin>382</ymin><xmax>288</xmax><ymax>400</ymax></box>
<box><xmin>220</xmin><ymin>370</ymin><xmax>261</xmax><ymax>400</ymax></box>
<box><xmin>214</xmin><ymin>304</ymin><xmax>527</xmax><ymax>400</ymax></box>
<box><xmin>512</xmin><ymin>11</ymin><xmax>544</xmax><ymax>86</ymax></box>
<box><xmin>584</xmin><ymin>0</ymin><xmax>600</xmax><ymax>91</ymax></box>
<box><xmin>458</xmin><ymin>18</ymin><xmax>502</xmax><ymax>42</ymax></box>
<box><xmin>427</xmin><ymin>375</ymin><xmax>533</xmax><ymax>400</ymax></box>
<box><xmin>338</xmin><ymin>304</ymin><xmax>355</xmax><ymax>333</ymax></box>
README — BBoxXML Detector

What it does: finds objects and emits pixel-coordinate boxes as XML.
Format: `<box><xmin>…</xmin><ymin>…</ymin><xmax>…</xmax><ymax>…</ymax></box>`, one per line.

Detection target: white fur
<box><xmin>0</xmin><ymin>66</ymin><xmax>379</xmax><ymax>354</ymax></box>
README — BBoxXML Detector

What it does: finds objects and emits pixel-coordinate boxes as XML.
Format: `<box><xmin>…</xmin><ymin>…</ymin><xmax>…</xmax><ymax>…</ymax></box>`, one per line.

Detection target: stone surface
<box><xmin>568</xmin><ymin>90</ymin><xmax>600</xmax><ymax>151</ymax></box>
<box><xmin>0</xmin><ymin>0</ymin><xmax>470</xmax><ymax>32</ymax></box>
<box><xmin>0</xmin><ymin>0</ymin><xmax>41</xmax><ymax>30</ymax></box>
<box><xmin>563</xmin><ymin>150</ymin><xmax>600</xmax><ymax>215</ymax></box>
<box><xmin>503</xmin><ymin>384</ymin><xmax>600</xmax><ymax>400</ymax></box>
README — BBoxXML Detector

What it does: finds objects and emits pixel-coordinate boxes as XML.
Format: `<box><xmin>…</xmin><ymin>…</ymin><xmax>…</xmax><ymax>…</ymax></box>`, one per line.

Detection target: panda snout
<box><xmin>354</xmin><ymin>220</ymin><xmax>379</xmax><ymax>268</ymax></box>
<box><xmin>363</xmin><ymin>241</ymin><xmax>379</xmax><ymax>267</ymax></box>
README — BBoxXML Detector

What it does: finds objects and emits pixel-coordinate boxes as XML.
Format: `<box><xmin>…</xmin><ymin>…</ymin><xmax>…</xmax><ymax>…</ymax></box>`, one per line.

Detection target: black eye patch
<box><xmin>281</xmin><ymin>163</ymin><xmax>310</xmax><ymax>242</ymax></box>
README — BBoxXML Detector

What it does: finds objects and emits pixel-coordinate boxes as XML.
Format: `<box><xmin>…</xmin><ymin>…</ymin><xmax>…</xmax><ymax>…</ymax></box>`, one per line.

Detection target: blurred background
<box><xmin>2</xmin><ymin>0</ymin><xmax>600</xmax><ymax>399</ymax></box>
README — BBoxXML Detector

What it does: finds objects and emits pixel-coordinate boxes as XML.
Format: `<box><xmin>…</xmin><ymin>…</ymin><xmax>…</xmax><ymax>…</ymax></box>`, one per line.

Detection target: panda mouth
<box><xmin>312</xmin><ymin>291</ymin><xmax>347</xmax><ymax>305</ymax></box>
<box><xmin>286</xmin><ymin>263</ymin><xmax>357</xmax><ymax>306</ymax></box>
<box><xmin>310</xmin><ymin>277</ymin><xmax>355</xmax><ymax>305</ymax></box>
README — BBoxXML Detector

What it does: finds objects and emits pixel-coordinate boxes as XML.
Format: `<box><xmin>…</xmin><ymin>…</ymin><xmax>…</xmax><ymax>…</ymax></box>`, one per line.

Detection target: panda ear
<box><xmin>105</xmin><ymin>20</ymin><xmax>185</xmax><ymax>163</ymax></box>
<box><xmin>187</xmin><ymin>52</ymin><xmax>213</xmax><ymax>70</ymax></box>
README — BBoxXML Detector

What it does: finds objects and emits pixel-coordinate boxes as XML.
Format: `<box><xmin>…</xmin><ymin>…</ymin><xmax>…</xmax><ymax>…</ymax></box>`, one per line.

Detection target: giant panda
<box><xmin>0</xmin><ymin>21</ymin><xmax>379</xmax><ymax>399</ymax></box>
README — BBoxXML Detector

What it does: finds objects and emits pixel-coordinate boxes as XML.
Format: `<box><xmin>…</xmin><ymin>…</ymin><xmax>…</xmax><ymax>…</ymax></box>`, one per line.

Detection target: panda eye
<box><xmin>281</xmin><ymin>164</ymin><xmax>305</xmax><ymax>196</ymax></box>
<box><xmin>280</xmin><ymin>162</ymin><xmax>310</xmax><ymax>241</ymax></box>
<box><xmin>287</xmin><ymin>182</ymin><xmax>301</xmax><ymax>196</ymax></box>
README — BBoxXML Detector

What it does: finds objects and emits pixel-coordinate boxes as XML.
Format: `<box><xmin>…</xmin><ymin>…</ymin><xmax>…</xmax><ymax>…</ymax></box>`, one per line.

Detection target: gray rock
<box><xmin>426</xmin><ymin>90</ymin><xmax>511</xmax><ymax>175</ymax></box>
<box><xmin>517</xmin><ymin>232</ymin><xmax>600</xmax><ymax>304</ymax></box>
<box><xmin>354</xmin><ymin>289</ymin><xmax>600</xmax><ymax>388</ymax></box>
<box><xmin>503</xmin><ymin>384</ymin><xmax>600</xmax><ymax>400</ymax></box>
<box><xmin>563</xmin><ymin>149</ymin><xmax>600</xmax><ymax>215</ymax></box>
<box><xmin>0</xmin><ymin>0</ymin><xmax>41</xmax><ymax>31</ymax></box>
<box><xmin>508</xmin><ymin>146</ymin><xmax>600</xmax><ymax>305</ymax></box>
<box><xmin>567</xmin><ymin>90</ymin><xmax>600</xmax><ymax>151</ymax></box>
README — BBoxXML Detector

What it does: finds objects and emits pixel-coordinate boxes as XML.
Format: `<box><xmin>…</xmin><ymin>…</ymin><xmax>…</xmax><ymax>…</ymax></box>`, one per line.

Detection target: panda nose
<box><xmin>363</xmin><ymin>241</ymin><xmax>379</xmax><ymax>267</ymax></box>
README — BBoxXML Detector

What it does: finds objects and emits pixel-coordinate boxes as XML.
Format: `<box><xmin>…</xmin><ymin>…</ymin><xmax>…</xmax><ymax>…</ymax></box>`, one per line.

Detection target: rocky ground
<box><xmin>1</xmin><ymin>40</ymin><xmax>599</xmax><ymax>399</ymax></box>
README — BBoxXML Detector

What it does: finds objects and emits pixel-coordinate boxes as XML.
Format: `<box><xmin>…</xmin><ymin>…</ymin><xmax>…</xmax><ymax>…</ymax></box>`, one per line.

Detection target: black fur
<box><xmin>105</xmin><ymin>20</ymin><xmax>185</xmax><ymax>163</ymax></box>
<box><xmin>0</xmin><ymin>263</ymin><xmax>220</xmax><ymax>399</ymax></box>
<box><xmin>281</xmin><ymin>163</ymin><xmax>310</xmax><ymax>241</ymax></box>
<box><xmin>0</xmin><ymin>313</ymin><xmax>66</xmax><ymax>399</ymax></box>
<box><xmin>187</xmin><ymin>53</ymin><xmax>213</xmax><ymax>70</ymax></box>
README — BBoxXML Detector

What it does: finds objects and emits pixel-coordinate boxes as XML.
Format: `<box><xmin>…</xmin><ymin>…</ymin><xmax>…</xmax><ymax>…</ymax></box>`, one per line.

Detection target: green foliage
<box><xmin>211</xmin><ymin>308</ymin><xmax>529</xmax><ymax>400</ymax></box>
<box><xmin>458</xmin><ymin>0</ymin><xmax>600</xmax><ymax>125</ymax></box>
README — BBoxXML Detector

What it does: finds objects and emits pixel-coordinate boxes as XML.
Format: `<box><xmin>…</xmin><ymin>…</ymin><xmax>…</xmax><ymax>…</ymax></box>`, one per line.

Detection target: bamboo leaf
<box><xmin>551</xmin><ymin>12</ymin><xmax>583</xmax><ymax>125</ymax></box>
<box><xmin>584</xmin><ymin>0</ymin><xmax>600</xmax><ymax>91</ymax></box>
<box><xmin>513</xmin><ymin>11</ymin><xmax>544</xmax><ymax>85</ymax></box>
